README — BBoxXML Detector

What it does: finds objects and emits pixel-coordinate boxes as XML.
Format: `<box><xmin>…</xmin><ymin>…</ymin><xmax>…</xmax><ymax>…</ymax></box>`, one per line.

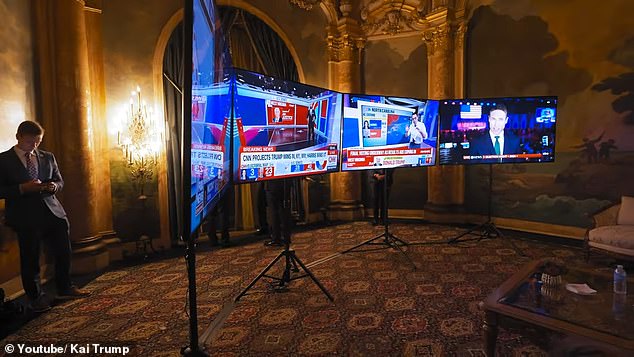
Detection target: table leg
<box><xmin>483</xmin><ymin>310</ymin><xmax>498</xmax><ymax>357</ymax></box>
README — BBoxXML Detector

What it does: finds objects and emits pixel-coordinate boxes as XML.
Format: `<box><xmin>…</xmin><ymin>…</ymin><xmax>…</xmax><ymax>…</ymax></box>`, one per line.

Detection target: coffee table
<box><xmin>482</xmin><ymin>259</ymin><xmax>634</xmax><ymax>356</ymax></box>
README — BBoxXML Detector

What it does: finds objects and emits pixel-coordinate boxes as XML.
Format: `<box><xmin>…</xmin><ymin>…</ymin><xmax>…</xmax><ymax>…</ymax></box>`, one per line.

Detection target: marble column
<box><xmin>327</xmin><ymin>24</ymin><xmax>365</xmax><ymax>221</ymax></box>
<box><xmin>424</xmin><ymin>23</ymin><xmax>465</xmax><ymax>219</ymax></box>
<box><xmin>33</xmin><ymin>0</ymin><xmax>109</xmax><ymax>273</ymax></box>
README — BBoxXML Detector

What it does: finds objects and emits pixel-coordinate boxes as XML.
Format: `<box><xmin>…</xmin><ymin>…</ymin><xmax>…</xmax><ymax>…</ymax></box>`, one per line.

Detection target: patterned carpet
<box><xmin>1</xmin><ymin>222</ymin><xmax>605</xmax><ymax>356</ymax></box>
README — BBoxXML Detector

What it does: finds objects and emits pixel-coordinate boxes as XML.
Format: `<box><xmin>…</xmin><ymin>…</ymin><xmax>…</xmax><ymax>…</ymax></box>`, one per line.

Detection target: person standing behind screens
<box><xmin>372</xmin><ymin>168</ymin><xmax>393</xmax><ymax>225</ymax></box>
<box><xmin>406</xmin><ymin>112</ymin><xmax>428</xmax><ymax>149</ymax></box>
<box><xmin>0</xmin><ymin>121</ymin><xmax>90</xmax><ymax>313</ymax></box>
<box><xmin>264</xmin><ymin>179</ymin><xmax>292</xmax><ymax>247</ymax></box>
<box><xmin>469</xmin><ymin>103</ymin><xmax>521</xmax><ymax>160</ymax></box>
<box><xmin>307</xmin><ymin>108</ymin><xmax>316</xmax><ymax>144</ymax></box>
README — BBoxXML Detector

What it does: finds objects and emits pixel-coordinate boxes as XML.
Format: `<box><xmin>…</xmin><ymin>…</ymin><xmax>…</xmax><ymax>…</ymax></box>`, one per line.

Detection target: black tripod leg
<box><xmin>234</xmin><ymin>251</ymin><xmax>286</xmax><ymax>302</ymax></box>
<box><xmin>494</xmin><ymin>228</ymin><xmax>526</xmax><ymax>257</ymax></box>
<box><xmin>290</xmin><ymin>253</ymin><xmax>334</xmax><ymax>301</ymax></box>
<box><xmin>387</xmin><ymin>236</ymin><xmax>417</xmax><ymax>270</ymax></box>
<box><xmin>448</xmin><ymin>225</ymin><xmax>481</xmax><ymax>243</ymax></box>
<box><xmin>388</xmin><ymin>233</ymin><xmax>409</xmax><ymax>246</ymax></box>
<box><xmin>340</xmin><ymin>233</ymin><xmax>385</xmax><ymax>254</ymax></box>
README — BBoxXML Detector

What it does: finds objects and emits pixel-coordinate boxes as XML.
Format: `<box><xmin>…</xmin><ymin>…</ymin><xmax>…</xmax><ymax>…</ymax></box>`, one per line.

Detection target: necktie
<box><xmin>25</xmin><ymin>152</ymin><xmax>38</xmax><ymax>180</ymax></box>
<box><xmin>494</xmin><ymin>136</ymin><xmax>501</xmax><ymax>155</ymax></box>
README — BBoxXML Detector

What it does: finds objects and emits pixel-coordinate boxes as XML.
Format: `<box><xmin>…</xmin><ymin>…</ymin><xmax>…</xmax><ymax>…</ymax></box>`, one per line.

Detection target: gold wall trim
<box><xmin>84</xmin><ymin>6</ymin><xmax>101</xmax><ymax>14</ymax></box>
<box><xmin>216</xmin><ymin>0</ymin><xmax>306</xmax><ymax>82</ymax></box>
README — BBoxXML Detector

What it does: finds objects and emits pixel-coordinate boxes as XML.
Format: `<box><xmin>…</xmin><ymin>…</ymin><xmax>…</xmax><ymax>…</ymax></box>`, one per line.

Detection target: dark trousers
<box><xmin>373</xmin><ymin>182</ymin><xmax>391</xmax><ymax>223</ymax></box>
<box><xmin>266</xmin><ymin>181</ymin><xmax>291</xmax><ymax>243</ymax></box>
<box><xmin>15</xmin><ymin>205</ymin><xmax>71</xmax><ymax>299</ymax></box>
<box><xmin>207</xmin><ymin>193</ymin><xmax>230</xmax><ymax>244</ymax></box>
<box><xmin>256</xmin><ymin>182</ymin><xmax>268</xmax><ymax>231</ymax></box>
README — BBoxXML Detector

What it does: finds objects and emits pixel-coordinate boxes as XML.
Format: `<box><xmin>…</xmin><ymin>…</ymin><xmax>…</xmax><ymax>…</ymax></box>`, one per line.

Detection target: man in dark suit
<box><xmin>307</xmin><ymin>107</ymin><xmax>316</xmax><ymax>144</ymax></box>
<box><xmin>469</xmin><ymin>103</ymin><xmax>521</xmax><ymax>162</ymax></box>
<box><xmin>263</xmin><ymin>179</ymin><xmax>292</xmax><ymax>247</ymax></box>
<box><xmin>0</xmin><ymin>121</ymin><xmax>89</xmax><ymax>313</ymax></box>
<box><xmin>372</xmin><ymin>168</ymin><xmax>394</xmax><ymax>225</ymax></box>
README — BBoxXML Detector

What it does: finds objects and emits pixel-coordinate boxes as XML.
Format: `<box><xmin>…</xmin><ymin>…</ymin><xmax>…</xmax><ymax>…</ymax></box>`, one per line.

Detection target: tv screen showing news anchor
<box><xmin>341</xmin><ymin>94</ymin><xmax>438</xmax><ymax>170</ymax></box>
<box><xmin>438</xmin><ymin>96</ymin><xmax>558</xmax><ymax>165</ymax></box>
<box><xmin>232</xmin><ymin>68</ymin><xmax>342</xmax><ymax>182</ymax></box>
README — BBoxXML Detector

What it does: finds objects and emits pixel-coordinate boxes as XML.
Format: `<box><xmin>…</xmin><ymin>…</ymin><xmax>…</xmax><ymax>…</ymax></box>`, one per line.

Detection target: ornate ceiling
<box><xmin>289</xmin><ymin>0</ymin><xmax>471</xmax><ymax>40</ymax></box>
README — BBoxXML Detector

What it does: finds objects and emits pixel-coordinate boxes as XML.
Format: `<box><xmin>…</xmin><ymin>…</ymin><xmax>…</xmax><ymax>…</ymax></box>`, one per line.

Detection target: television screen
<box><xmin>190</xmin><ymin>0</ymin><xmax>232</xmax><ymax>234</ymax></box>
<box><xmin>438</xmin><ymin>96</ymin><xmax>558</xmax><ymax>165</ymax></box>
<box><xmin>340</xmin><ymin>94</ymin><xmax>438</xmax><ymax>170</ymax></box>
<box><xmin>232</xmin><ymin>68</ymin><xmax>342</xmax><ymax>182</ymax></box>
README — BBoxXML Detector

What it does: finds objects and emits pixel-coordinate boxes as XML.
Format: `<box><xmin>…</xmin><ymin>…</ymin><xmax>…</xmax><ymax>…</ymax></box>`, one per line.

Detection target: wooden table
<box><xmin>482</xmin><ymin>259</ymin><xmax>634</xmax><ymax>356</ymax></box>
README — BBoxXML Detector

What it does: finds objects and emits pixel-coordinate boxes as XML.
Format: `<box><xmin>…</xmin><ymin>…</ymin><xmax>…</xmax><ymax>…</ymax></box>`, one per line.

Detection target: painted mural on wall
<box><xmin>465</xmin><ymin>1</ymin><xmax>634</xmax><ymax>228</ymax></box>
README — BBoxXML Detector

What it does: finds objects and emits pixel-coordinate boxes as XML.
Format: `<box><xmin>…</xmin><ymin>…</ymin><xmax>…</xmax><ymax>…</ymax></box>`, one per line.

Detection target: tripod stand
<box><xmin>234</xmin><ymin>179</ymin><xmax>333</xmax><ymax>302</ymax></box>
<box><xmin>447</xmin><ymin>165</ymin><xmax>525</xmax><ymax>256</ymax></box>
<box><xmin>341</xmin><ymin>169</ymin><xmax>417</xmax><ymax>269</ymax></box>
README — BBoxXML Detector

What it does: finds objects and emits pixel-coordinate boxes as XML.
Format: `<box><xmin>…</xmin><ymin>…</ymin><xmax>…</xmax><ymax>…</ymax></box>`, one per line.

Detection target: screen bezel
<box><xmin>231</xmin><ymin>67</ymin><xmax>343</xmax><ymax>184</ymax></box>
<box><xmin>437</xmin><ymin>95</ymin><xmax>559</xmax><ymax>166</ymax></box>
<box><xmin>340</xmin><ymin>92</ymin><xmax>439</xmax><ymax>172</ymax></box>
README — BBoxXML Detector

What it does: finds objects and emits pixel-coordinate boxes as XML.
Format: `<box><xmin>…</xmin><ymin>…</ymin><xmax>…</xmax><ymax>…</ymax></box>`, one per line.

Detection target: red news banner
<box><xmin>346</xmin><ymin>147</ymin><xmax>433</xmax><ymax>167</ymax></box>
<box><xmin>462</xmin><ymin>153</ymin><xmax>543</xmax><ymax>160</ymax></box>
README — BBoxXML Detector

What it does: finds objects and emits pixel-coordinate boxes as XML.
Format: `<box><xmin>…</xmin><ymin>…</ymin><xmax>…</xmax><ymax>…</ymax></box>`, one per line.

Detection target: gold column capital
<box><xmin>423</xmin><ymin>23</ymin><xmax>453</xmax><ymax>57</ymax></box>
<box><xmin>327</xmin><ymin>19</ymin><xmax>366</xmax><ymax>63</ymax></box>
<box><xmin>454</xmin><ymin>22</ymin><xmax>466</xmax><ymax>49</ymax></box>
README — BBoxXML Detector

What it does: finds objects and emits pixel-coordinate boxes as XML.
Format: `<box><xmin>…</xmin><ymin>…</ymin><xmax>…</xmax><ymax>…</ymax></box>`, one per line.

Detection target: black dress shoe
<box><xmin>264</xmin><ymin>240</ymin><xmax>283</xmax><ymax>247</ymax></box>
<box><xmin>255</xmin><ymin>228</ymin><xmax>269</xmax><ymax>236</ymax></box>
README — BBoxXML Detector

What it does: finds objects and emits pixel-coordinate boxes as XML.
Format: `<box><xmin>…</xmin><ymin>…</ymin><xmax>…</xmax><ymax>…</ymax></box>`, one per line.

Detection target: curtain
<box><xmin>162</xmin><ymin>22</ymin><xmax>184</xmax><ymax>243</ymax></box>
<box><xmin>161</xmin><ymin>8</ymin><xmax>302</xmax><ymax>236</ymax></box>
<box><xmin>218</xmin><ymin>6</ymin><xmax>303</xmax><ymax>228</ymax></box>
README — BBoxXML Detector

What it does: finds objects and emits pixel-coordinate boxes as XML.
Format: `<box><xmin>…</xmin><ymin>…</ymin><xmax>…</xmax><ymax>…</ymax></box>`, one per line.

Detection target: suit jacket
<box><xmin>372</xmin><ymin>169</ymin><xmax>394</xmax><ymax>187</ymax></box>
<box><xmin>0</xmin><ymin>148</ymin><xmax>67</xmax><ymax>229</ymax></box>
<box><xmin>469</xmin><ymin>130</ymin><xmax>521</xmax><ymax>157</ymax></box>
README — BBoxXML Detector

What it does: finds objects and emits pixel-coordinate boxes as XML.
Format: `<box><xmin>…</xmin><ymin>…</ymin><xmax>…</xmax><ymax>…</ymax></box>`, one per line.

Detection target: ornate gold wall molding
<box><xmin>289</xmin><ymin>0</ymin><xmax>322</xmax><ymax>10</ymax></box>
<box><xmin>423</xmin><ymin>22</ymin><xmax>452</xmax><ymax>56</ymax></box>
<box><xmin>327</xmin><ymin>29</ymin><xmax>365</xmax><ymax>63</ymax></box>
<box><xmin>360</xmin><ymin>0</ymin><xmax>428</xmax><ymax>38</ymax></box>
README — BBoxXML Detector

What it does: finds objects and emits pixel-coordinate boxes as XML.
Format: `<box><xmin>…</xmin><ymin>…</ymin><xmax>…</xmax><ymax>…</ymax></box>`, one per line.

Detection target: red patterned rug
<box><xmin>1</xmin><ymin>222</ymin><xmax>602</xmax><ymax>356</ymax></box>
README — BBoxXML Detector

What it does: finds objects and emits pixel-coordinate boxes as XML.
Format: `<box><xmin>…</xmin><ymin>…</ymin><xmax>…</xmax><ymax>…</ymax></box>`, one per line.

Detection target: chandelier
<box><xmin>118</xmin><ymin>86</ymin><xmax>162</xmax><ymax>199</ymax></box>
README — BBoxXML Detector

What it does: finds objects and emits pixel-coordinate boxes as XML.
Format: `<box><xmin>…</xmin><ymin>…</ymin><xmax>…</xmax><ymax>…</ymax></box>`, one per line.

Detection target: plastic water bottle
<box><xmin>613</xmin><ymin>265</ymin><xmax>627</xmax><ymax>294</ymax></box>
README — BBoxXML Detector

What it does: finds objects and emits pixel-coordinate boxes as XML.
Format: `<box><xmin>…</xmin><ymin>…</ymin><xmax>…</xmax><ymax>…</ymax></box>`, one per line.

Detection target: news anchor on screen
<box><xmin>469</xmin><ymin>103</ymin><xmax>521</xmax><ymax>159</ymax></box>
<box><xmin>406</xmin><ymin>112</ymin><xmax>428</xmax><ymax>149</ymax></box>
<box><xmin>272</xmin><ymin>107</ymin><xmax>282</xmax><ymax>123</ymax></box>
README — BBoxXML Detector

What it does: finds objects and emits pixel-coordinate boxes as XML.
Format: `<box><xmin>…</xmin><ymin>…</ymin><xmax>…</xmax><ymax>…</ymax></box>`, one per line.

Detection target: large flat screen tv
<box><xmin>340</xmin><ymin>94</ymin><xmax>438</xmax><ymax>170</ymax></box>
<box><xmin>232</xmin><ymin>68</ymin><xmax>342</xmax><ymax>182</ymax></box>
<box><xmin>190</xmin><ymin>0</ymin><xmax>232</xmax><ymax>234</ymax></box>
<box><xmin>438</xmin><ymin>96</ymin><xmax>558</xmax><ymax>165</ymax></box>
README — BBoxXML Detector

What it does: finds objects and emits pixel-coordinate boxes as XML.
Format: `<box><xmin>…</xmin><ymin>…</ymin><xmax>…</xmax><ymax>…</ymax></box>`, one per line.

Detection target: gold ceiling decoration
<box><xmin>289</xmin><ymin>0</ymin><xmax>322</xmax><ymax>10</ymax></box>
<box><xmin>360</xmin><ymin>0</ymin><xmax>429</xmax><ymax>38</ymax></box>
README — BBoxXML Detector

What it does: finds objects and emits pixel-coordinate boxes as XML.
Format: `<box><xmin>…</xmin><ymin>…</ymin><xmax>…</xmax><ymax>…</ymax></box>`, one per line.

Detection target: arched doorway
<box><xmin>157</xmin><ymin>5</ymin><xmax>302</xmax><ymax>243</ymax></box>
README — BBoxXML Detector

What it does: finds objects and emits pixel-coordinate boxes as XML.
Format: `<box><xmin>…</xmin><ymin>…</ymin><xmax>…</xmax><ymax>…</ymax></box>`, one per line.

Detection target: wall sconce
<box><xmin>118</xmin><ymin>86</ymin><xmax>162</xmax><ymax>199</ymax></box>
